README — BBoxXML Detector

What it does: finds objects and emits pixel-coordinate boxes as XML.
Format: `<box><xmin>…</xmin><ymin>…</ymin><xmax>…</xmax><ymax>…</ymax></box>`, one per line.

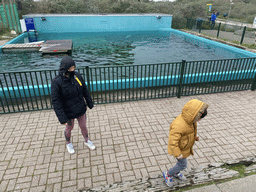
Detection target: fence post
<box><xmin>217</xmin><ymin>23</ymin><xmax>221</xmax><ymax>38</ymax></box>
<box><xmin>85</xmin><ymin>66</ymin><xmax>91</xmax><ymax>92</ymax></box>
<box><xmin>177</xmin><ymin>60</ymin><xmax>186</xmax><ymax>98</ymax></box>
<box><xmin>186</xmin><ymin>18</ymin><xmax>189</xmax><ymax>29</ymax></box>
<box><xmin>198</xmin><ymin>20</ymin><xmax>202</xmax><ymax>33</ymax></box>
<box><xmin>252</xmin><ymin>73</ymin><xmax>256</xmax><ymax>91</ymax></box>
<box><xmin>2</xmin><ymin>0</ymin><xmax>9</xmax><ymax>28</ymax></box>
<box><xmin>0</xmin><ymin>79</ymin><xmax>6</xmax><ymax>113</ymax></box>
<box><xmin>240</xmin><ymin>26</ymin><xmax>246</xmax><ymax>45</ymax></box>
<box><xmin>9</xmin><ymin>0</ymin><xmax>18</xmax><ymax>32</ymax></box>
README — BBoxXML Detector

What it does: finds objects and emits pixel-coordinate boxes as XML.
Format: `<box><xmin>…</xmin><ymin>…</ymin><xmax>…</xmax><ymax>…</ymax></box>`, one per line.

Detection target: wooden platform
<box><xmin>2</xmin><ymin>40</ymin><xmax>72</xmax><ymax>54</ymax></box>
<box><xmin>39</xmin><ymin>40</ymin><xmax>72</xmax><ymax>54</ymax></box>
<box><xmin>2</xmin><ymin>43</ymin><xmax>42</xmax><ymax>53</ymax></box>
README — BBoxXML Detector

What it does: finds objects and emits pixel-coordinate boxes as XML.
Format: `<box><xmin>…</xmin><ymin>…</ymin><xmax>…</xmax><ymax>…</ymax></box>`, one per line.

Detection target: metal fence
<box><xmin>0</xmin><ymin>2</ymin><xmax>21</xmax><ymax>33</ymax></box>
<box><xmin>172</xmin><ymin>17</ymin><xmax>256</xmax><ymax>46</ymax></box>
<box><xmin>1</xmin><ymin>57</ymin><xmax>256</xmax><ymax>114</ymax></box>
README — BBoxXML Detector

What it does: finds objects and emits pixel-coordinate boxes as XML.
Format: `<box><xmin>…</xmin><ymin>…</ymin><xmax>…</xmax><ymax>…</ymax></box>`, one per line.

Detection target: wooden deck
<box><xmin>2</xmin><ymin>43</ymin><xmax>42</xmax><ymax>53</ymax></box>
<box><xmin>39</xmin><ymin>40</ymin><xmax>72</xmax><ymax>54</ymax></box>
<box><xmin>2</xmin><ymin>40</ymin><xmax>73</xmax><ymax>54</ymax></box>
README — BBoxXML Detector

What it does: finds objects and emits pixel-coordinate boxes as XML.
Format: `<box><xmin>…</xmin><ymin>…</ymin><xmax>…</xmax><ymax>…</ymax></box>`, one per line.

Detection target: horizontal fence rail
<box><xmin>172</xmin><ymin>17</ymin><xmax>256</xmax><ymax>46</ymax></box>
<box><xmin>1</xmin><ymin>57</ymin><xmax>256</xmax><ymax>114</ymax></box>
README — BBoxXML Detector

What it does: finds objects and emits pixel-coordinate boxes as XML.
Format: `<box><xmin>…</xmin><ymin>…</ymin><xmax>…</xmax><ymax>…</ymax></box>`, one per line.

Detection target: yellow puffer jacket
<box><xmin>168</xmin><ymin>99</ymin><xmax>208</xmax><ymax>158</ymax></box>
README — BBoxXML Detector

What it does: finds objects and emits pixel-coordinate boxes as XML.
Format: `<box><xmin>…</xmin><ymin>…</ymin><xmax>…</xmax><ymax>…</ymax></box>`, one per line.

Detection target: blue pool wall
<box><xmin>23</xmin><ymin>14</ymin><xmax>173</xmax><ymax>33</ymax></box>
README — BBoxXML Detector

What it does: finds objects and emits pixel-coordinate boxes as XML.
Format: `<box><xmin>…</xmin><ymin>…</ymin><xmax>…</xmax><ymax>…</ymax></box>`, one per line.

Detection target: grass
<box><xmin>222</xmin><ymin>163</ymin><xmax>247</xmax><ymax>177</ymax></box>
<box><xmin>230</xmin><ymin>40</ymin><xmax>256</xmax><ymax>50</ymax></box>
<box><xmin>242</xmin><ymin>44</ymin><xmax>256</xmax><ymax>49</ymax></box>
<box><xmin>201</xmin><ymin>33</ymin><xmax>215</xmax><ymax>38</ymax></box>
<box><xmin>0</xmin><ymin>27</ymin><xmax>17</xmax><ymax>40</ymax></box>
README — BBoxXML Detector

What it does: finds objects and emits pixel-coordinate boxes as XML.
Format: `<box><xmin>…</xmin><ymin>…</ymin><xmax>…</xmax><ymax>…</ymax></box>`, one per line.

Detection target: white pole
<box><xmin>227</xmin><ymin>1</ymin><xmax>233</xmax><ymax>22</ymax></box>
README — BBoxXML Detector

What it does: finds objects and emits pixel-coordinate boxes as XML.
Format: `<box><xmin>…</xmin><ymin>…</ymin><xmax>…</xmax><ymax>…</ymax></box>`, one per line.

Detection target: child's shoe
<box><xmin>174</xmin><ymin>172</ymin><xmax>187</xmax><ymax>181</ymax></box>
<box><xmin>66</xmin><ymin>143</ymin><xmax>75</xmax><ymax>154</ymax></box>
<box><xmin>163</xmin><ymin>171</ymin><xmax>173</xmax><ymax>187</ymax></box>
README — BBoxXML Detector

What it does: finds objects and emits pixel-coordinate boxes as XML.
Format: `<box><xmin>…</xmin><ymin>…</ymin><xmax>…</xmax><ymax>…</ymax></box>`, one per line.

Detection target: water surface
<box><xmin>0</xmin><ymin>31</ymin><xmax>248</xmax><ymax>72</ymax></box>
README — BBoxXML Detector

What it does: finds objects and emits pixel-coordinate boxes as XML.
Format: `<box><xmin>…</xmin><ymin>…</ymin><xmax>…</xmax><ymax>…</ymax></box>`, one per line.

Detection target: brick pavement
<box><xmin>0</xmin><ymin>90</ymin><xmax>256</xmax><ymax>191</ymax></box>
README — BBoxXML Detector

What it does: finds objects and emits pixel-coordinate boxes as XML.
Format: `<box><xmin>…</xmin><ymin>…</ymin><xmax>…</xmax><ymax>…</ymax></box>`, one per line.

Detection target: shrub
<box><xmin>0</xmin><ymin>24</ymin><xmax>10</xmax><ymax>35</ymax></box>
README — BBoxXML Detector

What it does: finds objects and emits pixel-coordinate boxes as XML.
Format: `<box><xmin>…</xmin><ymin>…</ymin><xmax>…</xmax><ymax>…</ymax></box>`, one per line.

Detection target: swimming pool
<box><xmin>1</xmin><ymin>30</ymin><xmax>255</xmax><ymax>72</ymax></box>
<box><xmin>1</xmin><ymin>14</ymin><xmax>256</xmax><ymax>114</ymax></box>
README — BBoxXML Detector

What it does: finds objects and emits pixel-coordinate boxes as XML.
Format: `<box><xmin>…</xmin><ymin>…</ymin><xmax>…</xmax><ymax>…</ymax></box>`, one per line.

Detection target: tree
<box><xmin>17</xmin><ymin>0</ymin><xmax>256</xmax><ymax>23</ymax></box>
<box><xmin>19</xmin><ymin>0</ymin><xmax>37</xmax><ymax>16</ymax></box>
<box><xmin>179</xmin><ymin>1</ymin><xmax>206</xmax><ymax>18</ymax></box>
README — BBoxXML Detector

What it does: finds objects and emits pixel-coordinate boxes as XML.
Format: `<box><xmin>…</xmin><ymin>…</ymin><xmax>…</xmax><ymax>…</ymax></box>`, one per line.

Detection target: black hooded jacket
<box><xmin>51</xmin><ymin>57</ymin><xmax>93</xmax><ymax>124</ymax></box>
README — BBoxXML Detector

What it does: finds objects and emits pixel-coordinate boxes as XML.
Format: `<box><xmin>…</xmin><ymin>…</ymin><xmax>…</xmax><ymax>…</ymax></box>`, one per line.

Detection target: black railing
<box><xmin>172</xmin><ymin>17</ymin><xmax>256</xmax><ymax>46</ymax></box>
<box><xmin>1</xmin><ymin>58</ymin><xmax>256</xmax><ymax>114</ymax></box>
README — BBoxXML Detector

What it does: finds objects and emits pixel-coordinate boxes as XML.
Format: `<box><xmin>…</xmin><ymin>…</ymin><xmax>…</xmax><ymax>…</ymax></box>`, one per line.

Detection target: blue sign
<box><xmin>25</xmin><ymin>18</ymin><xmax>35</xmax><ymax>31</ymax></box>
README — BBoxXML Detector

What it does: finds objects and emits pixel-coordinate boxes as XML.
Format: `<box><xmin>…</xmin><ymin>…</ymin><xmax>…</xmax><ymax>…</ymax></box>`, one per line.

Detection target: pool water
<box><xmin>0</xmin><ymin>31</ymin><xmax>250</xmax><ymax>72</ymax></box>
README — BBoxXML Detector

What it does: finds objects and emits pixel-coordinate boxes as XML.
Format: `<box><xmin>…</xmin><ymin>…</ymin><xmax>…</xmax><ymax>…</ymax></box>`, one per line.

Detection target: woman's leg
<box><xmin>167</xmin><ymin>158</ymin><xmax>187</xmax><ymax>177</ymax></box>
<box><xmin>77</xmin><ymin>114</ymin><xmax>89</xmax><ymax>142</ymax></box>
<box><xmin>65</xmin><ymin>119</ymin><xmax>74</xmax><ymax>144</ymax></box>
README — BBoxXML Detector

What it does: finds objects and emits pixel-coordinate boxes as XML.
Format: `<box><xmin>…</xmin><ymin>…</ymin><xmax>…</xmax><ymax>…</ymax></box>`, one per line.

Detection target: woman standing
<box><xmin>51</xmin><ymin>56</ymin><xmax>95</xmax><ymax>154</ymax></box>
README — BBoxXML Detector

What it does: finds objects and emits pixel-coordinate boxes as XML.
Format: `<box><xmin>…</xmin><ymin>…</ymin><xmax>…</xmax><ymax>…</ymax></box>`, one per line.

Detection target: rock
<box><xmin>11</xmin><ymin>30</ymin><xmax>16</xmax><ymax>35</ymax></box>
<box><xmin>77</xmin><ymin>157</ymin><xmax>256</xmax><ymax>192</ymax></box>
<box><xmin>245</xmin><ymin>164</ymin><xmax>256</xmax><ymax>172</ymax></box>
<box><xmin>220</xmin><ymin>170</ymin><xmax>239</xmax><ymax>179</ymax></box>
<box><xmin>239</xmin><ymin>159</ymin><xmax>253</xmax><ymax>166</ymax></box>
<box><xmin>192</xmin><ymin>173</ymin><xmax>210</xmax><ymax>184</ymax></box>
<box><xmin>209</xmin><ymin>162</ymin><xmax>224</xmax><ymax>168</ymax></box>
<box><xmin>1</xmin><ymin>36</ymin><xmax>10</xmax><ymax>38</ymax></box>
<box><xmin>226</xmin><ymin>159</ymin><xmax>239</xmax><ymax>165</ymax></box>
<box><xmin>193</xmin><ymin>164</ymin><xmax>209</xmax><ymax>173</ymax></box>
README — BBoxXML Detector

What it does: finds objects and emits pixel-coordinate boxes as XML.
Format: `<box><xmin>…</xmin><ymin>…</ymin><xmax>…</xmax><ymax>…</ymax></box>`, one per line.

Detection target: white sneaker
<box><xmin>84</xmin><ymin>140</ymin><xmax>95</xmax><ymax>150</ymax></box>
<box><xmin>163</xmin><ymin>171</ymin><xmax>174</xmax><ymax>187</ymax></box>
<box><xmin>174</xmin><ymin>172</ymin><xmax>187</xmax><ymax>181</ymax></box>
<box><xmin>66</xmin><ymin>143</ymin><xmax>75</xmax><ymax>154</ymax></box>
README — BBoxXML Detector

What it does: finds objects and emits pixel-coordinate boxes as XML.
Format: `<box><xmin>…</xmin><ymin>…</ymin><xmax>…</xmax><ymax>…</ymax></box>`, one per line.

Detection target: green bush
<box><xmin>201</xmin><ymin>21</ymin><xmax>211</xmax><ymax>30</ymax></box>
<box><xmin>0</xmin><ymin>24</ymin><xmax>10</xmax><ymax>35</ymax></box>
<box><xmin>246</xmin><ymin>27</ymin><xmax>255</xmax><ymax>31</ymax></box>
<box><xmin>172</xmin><ymin>17</ymin><xmax>187</xmax><ymax>29</ymax></box>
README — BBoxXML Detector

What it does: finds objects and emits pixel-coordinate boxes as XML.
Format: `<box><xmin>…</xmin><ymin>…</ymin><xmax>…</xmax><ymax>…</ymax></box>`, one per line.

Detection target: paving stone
<box><xmin>1</xmin><ymin>91</ymin><xmax>256</xmax><ymax>191</ymax></box>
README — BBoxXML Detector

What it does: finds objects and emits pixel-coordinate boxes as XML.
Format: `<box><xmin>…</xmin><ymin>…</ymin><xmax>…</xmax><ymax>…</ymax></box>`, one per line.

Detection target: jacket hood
<box><xmin>59</xmin><ymin>56</ymin><xmax>76</xmax><ymax>74</ymax></box>
<box><xmin>181</xmin><ymin>99</ymin><xmax>209</xmax><ymax>124</ymax></box>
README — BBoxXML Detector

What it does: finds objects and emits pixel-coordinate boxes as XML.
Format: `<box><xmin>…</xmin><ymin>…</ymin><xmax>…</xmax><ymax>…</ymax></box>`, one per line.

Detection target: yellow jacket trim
<box><xmin>75</xmin><ymin>75</ymin><xmax>82</xmax><ymax>86</ymax></box>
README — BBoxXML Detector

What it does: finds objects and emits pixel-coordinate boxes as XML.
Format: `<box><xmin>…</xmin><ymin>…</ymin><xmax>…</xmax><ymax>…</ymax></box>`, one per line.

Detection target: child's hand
<box><xmin>195</xmin><ymin>136</ymin><xmax>199</xmax><ymax>141</ymax></box>
<box><xmin>177</xmin><ymin>154</ymin><xmax>183</xmax><ymax>159</ymax></box>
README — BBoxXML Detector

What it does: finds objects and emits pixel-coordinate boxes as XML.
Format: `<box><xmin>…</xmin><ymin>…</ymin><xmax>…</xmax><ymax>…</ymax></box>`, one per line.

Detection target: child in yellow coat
<box><xmin>163</xmin><ymin>99</ymin><xmax>209</xmax><ymax>187</ymax></box>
